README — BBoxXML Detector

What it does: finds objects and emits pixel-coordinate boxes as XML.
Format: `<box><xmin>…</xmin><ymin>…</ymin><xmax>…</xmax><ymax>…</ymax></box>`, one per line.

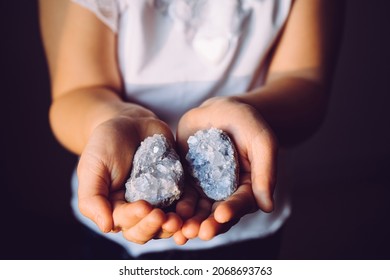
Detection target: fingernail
<box><xmin>97</xmin><ymin>215</ymin><xmax>108</xmax><ymax>233</ymax></box>
<box><xmin>257</xmin><ymin>193</ymin><xmax>274</xmax><ymax>213</ymax></box>
<box><xmin>263</xmin><ymin>196</ymin><xmax>274</xmax><ymax>212</ymax></box>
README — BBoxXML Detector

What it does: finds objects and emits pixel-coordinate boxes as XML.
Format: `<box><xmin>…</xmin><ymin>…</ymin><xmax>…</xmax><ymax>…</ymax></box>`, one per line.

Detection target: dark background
<box><xmin>1</xmin><ymin>0</ymin><xmax>389</xmax><ymax>259</ymax></box>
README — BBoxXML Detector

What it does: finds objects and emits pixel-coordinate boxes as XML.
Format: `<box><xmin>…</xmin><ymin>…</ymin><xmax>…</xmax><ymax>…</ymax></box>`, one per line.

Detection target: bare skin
<box><xmin>39</xmin><ymin>0</ymin><xmax>344</xmax><ymax>245</ymax></box>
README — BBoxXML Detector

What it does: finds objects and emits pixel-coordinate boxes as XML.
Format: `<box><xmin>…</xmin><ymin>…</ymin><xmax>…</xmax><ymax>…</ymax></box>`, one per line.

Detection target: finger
<box><xmin>173</xmin><ymin>231</ymin><xmax>189</xmax><ymax>246</ymax></box>
<box><xmin>111</xmin><ymin>199</ymin><xmax>153</xmax><ymax>230</ymax></box>
<box><xmin>157</xmin><ymin>212</ymin><xmax>183</xmax><ymax>239</ymax></box>
<box><xmin>198</xmin><ymin>215</ymin><xmax>236</xmax><ymax>241</ymax></box>
<box><xmin>214</xmin><ymin>181</ymin><xmax>257</xmax><ymax>223</ymax></box>
<box><xmin>248</xmin><ymin>131</ymin><xmax>277</xmax><ymax>212</ymax></box>
<box><xmin>122</xmin><ymin>208</ymin><xmax>166</xmax><ymax>244</ymax></box>
<box><xmin>181</xmin><ymin>199</ymin><xmax>212</xmax><ymax>239</ymax></box>
<box><xmin>176</xmin><ymin>185</ymin><xmax>199</xmax><ymax>219</ymax></box>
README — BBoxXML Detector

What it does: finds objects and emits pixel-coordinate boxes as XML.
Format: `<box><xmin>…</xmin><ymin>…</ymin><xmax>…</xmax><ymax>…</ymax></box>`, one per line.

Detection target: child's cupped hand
<box><xmin>173</xmin><ymin>96</ymin><xmax>278</xmax><ymax>244</ymax></box>
<box><xmin>77</xmin><ymin>114</ymin><xmax>182</xmax><ymax>244</ymax></box>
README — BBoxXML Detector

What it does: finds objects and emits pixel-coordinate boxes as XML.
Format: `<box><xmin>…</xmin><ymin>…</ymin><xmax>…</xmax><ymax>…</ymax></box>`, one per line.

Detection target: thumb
<box><xmin>77</xmin><ymin>154</ymin><xmax>114</xmax><ymax>233</ymax></box>
<box><xmin>249</xmin><ymin>131</ymin><xmax>278</xmax><ymax>213</ymax></box>
<box><xmin>78</xmin><ymin>195</ymin><xmax>113</xmax><ymax>233</ymax></box>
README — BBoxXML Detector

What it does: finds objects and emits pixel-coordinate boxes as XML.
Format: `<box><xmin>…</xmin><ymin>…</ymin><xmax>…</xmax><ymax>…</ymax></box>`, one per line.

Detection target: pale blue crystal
<box><xmin>186</xmin><ymin>128</ymin><xmax>239</xmax><ymax>200</ymax></box>
<box><xmin>125</xmin><ymin>134</ymin><xmax>183</xmax><ymax>207</ymax></box>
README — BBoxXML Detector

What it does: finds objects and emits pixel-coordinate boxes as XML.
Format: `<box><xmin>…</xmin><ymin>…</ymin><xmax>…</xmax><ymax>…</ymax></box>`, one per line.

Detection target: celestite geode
<box><xmin>125</xmin><ymin>134</ymin><xmax>184</xmax><ymax>207</ymax></box>
<box><xmin>186</xmin><ymin>128</ymin><xmax>239</xmax><ymax>201</ymax></box>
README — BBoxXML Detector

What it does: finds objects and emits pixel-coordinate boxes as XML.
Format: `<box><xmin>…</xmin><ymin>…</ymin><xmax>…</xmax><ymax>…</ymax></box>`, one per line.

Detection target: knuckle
<box><xmin>130</xmin><ymin>238</ymin><xmax>147</xmax><ymax>245</ymax></box>
<box><xmin>122</xmin><ymin>231</ymin><xmax>148</xmax><ymax>244</ymax></box>
<box><xmin>133</xmin><ymin>239</ymin><xmax>147</xmax><ymax>245</ymax></box>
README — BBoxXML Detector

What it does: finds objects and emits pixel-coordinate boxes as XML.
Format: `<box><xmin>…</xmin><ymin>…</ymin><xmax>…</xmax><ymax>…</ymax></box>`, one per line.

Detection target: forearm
<box><xmin>234</xmin><ymin>0</ymin><xmax>344</xmax><ymax>147</ymax></box>
<box><xmin>49</xmin><ymin>87</ymin><xmax>155</xmax><ymax>154</ymax></box>
<box><xmin>235</xmin><ymin>75</ymin><xmax>329</xmax><ymax>147</ymax></box>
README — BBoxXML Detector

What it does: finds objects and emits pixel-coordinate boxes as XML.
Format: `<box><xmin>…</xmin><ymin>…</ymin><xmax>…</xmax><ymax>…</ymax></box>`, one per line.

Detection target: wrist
<box><xmin>86</xmin><ymin>102</ymin><xmax>159</xmax><ymax>143</ymax></box>
<box><xmin>49</xmin><ymin>87</ymin><xmax>159</xmax><ymax>154</ymax></box>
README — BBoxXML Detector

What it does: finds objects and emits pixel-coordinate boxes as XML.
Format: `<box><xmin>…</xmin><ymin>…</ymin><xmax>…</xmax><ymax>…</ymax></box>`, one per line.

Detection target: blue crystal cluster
<box><xmin>186</xmin><ymin>128</ymin><xmax>239</xmax><ymax>200</ymax></box>
<box><xmin>125</xmin><ymin>134</ymin><xmax>183</xmax><ymax>207</ymax></box>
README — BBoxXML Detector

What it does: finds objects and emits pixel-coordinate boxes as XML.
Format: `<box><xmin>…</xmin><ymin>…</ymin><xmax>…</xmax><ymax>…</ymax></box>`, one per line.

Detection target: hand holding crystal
<box><xmin>77</xmin><ymin>112</ymin><xmax>182</xmax><ymax>244</ymax></box>
<box><xmin>174</xmin><ymin>96</ymin><xmax>278</xmax><ymax>243</ymax></box>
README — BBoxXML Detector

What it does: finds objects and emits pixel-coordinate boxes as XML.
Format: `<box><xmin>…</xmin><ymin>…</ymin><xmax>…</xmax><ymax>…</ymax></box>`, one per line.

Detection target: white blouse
<box><xmin>71</xmin><ymin>0</ymin><xmax>292</xmax><ymax>257</ymax></box>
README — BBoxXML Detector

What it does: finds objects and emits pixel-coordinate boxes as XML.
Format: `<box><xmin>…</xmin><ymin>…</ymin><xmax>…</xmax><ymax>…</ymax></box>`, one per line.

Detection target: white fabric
<box><xmin>72</xmin><ymin>0</ymin><xmax>122</xmax><ymax>32</ymax></box>
<box><xmin>71</xmin><ymin>150</ymin><xmax>292</xmax><ymax>257</ymax></box>
<box><xmin>71</xmin><ymin>0</ymin><xmax>293</xmax><ymax>257</ymax></box>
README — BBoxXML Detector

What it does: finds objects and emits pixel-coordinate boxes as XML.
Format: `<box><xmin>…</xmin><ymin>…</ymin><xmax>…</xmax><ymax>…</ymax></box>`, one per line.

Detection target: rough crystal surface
<box><xmin>186</xmin><ymin>128</ymin><xmax>239</xmax><ymax>200</ymax></box>
<box><xmin>125</xmin><ymin>134</ymin><xmax>184</xmax><ymax>207</ymax></box>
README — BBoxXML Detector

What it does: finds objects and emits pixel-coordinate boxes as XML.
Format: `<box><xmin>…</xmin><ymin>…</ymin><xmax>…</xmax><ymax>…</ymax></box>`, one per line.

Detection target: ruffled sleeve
<box><xmin>72</xmin><ymin>0</ymin><xmax>122</xmax><ymax>33</ymax></box>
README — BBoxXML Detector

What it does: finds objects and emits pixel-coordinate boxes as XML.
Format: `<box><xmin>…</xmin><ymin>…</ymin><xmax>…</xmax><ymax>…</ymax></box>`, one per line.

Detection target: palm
<box><xmin>78</xmin><ymin>116</ymin><xmax>182</xmax><ymax>243</ymax></box>
<box><xmin>174</xmin><ymin>96</ymin><xmax>276</xmax><ymax>243</ymax></box>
